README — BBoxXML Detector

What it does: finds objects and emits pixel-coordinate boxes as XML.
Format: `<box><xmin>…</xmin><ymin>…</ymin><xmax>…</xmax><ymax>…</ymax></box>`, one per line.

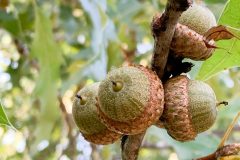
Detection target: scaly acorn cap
<box><xmin>171</xmin><ymin>23</ymin><xmax>215</xmax><ymax>60</ymax></box>
<box><xmin>162</xmin><ymin>75</ymin><xmax>217</xmax><ymax>141</ymax></box>
<box><xmin>72</xmin><ymin>82</ymin><xmax>121</xmax><ymax>145</ymax></box>
<box><xmin>179</xmin><ymin>4</ymin><xmax>217</xmax><ymax>35</ymax></box>
<box><xmin>97</xmin><ymin>65</ymin><xmax>164</xmax><ymax>135</ymax></box>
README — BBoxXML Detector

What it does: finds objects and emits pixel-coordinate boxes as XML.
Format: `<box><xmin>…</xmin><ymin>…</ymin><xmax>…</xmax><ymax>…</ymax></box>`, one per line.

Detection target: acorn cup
<box><xmin>171</xmin><ymin>23</ymin><xmax>216</xmax><ymax>61</ymax></box>
<box><xmin>161</xmin><ymin>75</ymin><xmax>218</xmax><ymax>142</ymax></box>
<box><xmin>97</xmin><ymin>65</ymin><xmax>164</xmax><ymax>135</ymax></box>
<box><xmin>72</xmin><ymin>82</ymin><xmax>122</xmax><ymax>145</ymax></box>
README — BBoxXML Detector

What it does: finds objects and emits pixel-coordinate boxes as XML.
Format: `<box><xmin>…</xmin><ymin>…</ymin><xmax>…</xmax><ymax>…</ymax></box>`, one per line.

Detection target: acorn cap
<box><xmin>179</xmin><ymin>4</ymin><xmax>217</xmax><ymax>35</ymax></box>
<box><xmin>83</xmin><ymin>128</ymin><xmax>121</xmax><ymax>145</ymax></box>
<box><xmin>162</xmin><ymin>75</ymin><xmax>196</xmax><ymax>141</ymax></box>
<box><xmin>72</xmin><ymin>82</ymin><xmax>121</xmax><ymax>145</ymax></box>
<box><xmin>162</xmin><ymin>75</ymin><xmax>217</xmax><ymax>141</ymax></box>
<box><xmin>97</xmin><ymin>65</ymin><xmax>164</xmax><ymax>135</ymax></box>
<box><xmin>171</xmin><ymin>23</ymin><xmax>215</xmax><ymax>60</ymax></box>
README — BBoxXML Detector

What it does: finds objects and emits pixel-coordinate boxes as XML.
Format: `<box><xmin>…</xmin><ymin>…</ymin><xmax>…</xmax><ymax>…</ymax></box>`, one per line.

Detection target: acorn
<box><xmin>179</xmin><ymin>4</ymin><xmax>217</xmax><ymax>35</ymax></box>
<box><xmin>97</xmin><ymin>65</ymin><xmax>164</xmax><ymax>135</ymax></box>
<box><xmin>72</xmin><ymin>82</ymin><xmax>121</xmax><ymax>145</ymax></box>
<box><xmin>161</xmin><ymin>75</ymin><xmax>218</xmax><ymax>141</ymax></box>
<box><xmin>170</xmin><ymin>23</ymin><xmax>216</xmax><ymax>60</ymax></box>
<box><xmin>169</xmin><ymin>4</ymin><xmax>217</xmax><ymax>61</ymax></box>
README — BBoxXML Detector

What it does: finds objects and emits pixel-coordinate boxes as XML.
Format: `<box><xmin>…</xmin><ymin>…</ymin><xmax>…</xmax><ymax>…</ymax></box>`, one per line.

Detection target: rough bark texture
<box><xmin>121</xmin><ymin>133</ymin><xmax>146</xmax><ymax>160</ymax></box>
<box><xmin>151</xmin><ymin>0</ymin><xmax>192</xmax><ymax>78</ymax></box>
<box><xmin>121</xmin><ymin>0</ymin><xmax>192</xmax><ymax>159</ymax></box>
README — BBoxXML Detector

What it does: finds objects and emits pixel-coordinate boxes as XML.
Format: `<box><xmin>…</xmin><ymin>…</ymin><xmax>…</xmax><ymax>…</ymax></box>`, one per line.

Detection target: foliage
<box><xmin>30</xmin><ymin>2</ymin><xmax>64</xmax><ymax>153</ymax></box>
<box><xmin>197</xmin><ymin>0</ymin><xmax>240</xmax><ymax>80</ymax></box>
<box><xmin>0</xmin><ymin>102</ymin><xmax>14</xmax><ymax>128</ymax></box>
<box><xmin>0</xmin><ymin>0</ymin><xmax>239</xmax><ymax>159</ymax></box>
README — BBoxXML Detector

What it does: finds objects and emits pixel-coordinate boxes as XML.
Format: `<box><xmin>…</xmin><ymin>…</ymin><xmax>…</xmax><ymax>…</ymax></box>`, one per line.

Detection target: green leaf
<box><xmin>107</xmin><ymin>41</ymin><xmax>124</xmax><ymax>71</ymax></box>
<box><xmin>116</xmin><ymin>0</ymin><xmax>143</xmax><ymax>23</ymax></box>
<box><xmin>61</xmin><ymin>0</ymin><xmax>118</xmax><ymax>93</ymax></box>
<box><xmin>60</xmin><ymin>50</ymin><xmax>102</xmax><ymax>94</ymax></box>
<box><xmin>196</xmin><ymin>0</ymin><xmax>240</xmax><ymax>81</ymax></box>
<box><xmin>0</xmin><ymin>101</ymin><xmax>13</xmax><ymax>128</ymax></box>
<box><xmin>31</xmin><ymin>2</ymin><xmax>63</xmax><ymax>152</ymax></box>
<box><xmin>0</xmin><ymin>10</ymin><xmax>21</xmax><ymax>36</ymax></box>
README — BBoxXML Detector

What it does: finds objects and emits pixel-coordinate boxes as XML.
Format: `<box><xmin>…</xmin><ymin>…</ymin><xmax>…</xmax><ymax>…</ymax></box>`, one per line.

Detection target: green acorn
<box><xmin>161</xmin><ymin>75</ymin><xmax>218</xmax><ymax>141</ymax></box>
<box><xmin>72</xmin><ymin>82</ymin><xmax>121</xmax><ymax>145</ymax></box>
<box><xmin>97</xmin><ymin>65</ymin><xmax>164</xmax><ymax>135</ymax></box>
<box><xmin>179</xmin><ymin>4</ymin><xmax>217</xmax><ymax>35</ymax></box>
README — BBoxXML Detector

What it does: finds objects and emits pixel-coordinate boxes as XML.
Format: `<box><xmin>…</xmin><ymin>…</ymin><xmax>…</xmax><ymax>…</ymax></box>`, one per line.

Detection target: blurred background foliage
<box><xmin>0</xmin><ymin>0</ymin><xmax>239</xmax><ymax>160</ymax></box>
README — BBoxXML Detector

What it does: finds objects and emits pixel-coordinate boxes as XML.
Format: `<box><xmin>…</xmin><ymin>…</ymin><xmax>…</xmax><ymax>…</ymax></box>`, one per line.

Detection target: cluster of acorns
<box><xmin>72</xmin><ymin>4</ymin><xmax>221</xmax><ymax>144</ymax></box>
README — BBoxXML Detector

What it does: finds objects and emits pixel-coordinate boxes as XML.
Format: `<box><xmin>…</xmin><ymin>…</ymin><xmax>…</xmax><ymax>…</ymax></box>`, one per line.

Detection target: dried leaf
<box><xmin>204</xmin><ymin>25</ymin><xmax>236</xmax><ymax>41</ymax></box>
<box><xmin>203</xmin><ymin>39</ymin><xmax>218</xmax><ymax>49</ymax></box>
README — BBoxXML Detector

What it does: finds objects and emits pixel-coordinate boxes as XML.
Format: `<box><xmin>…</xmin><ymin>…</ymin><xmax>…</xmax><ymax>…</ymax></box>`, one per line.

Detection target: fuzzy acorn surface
<box><xmin>179</xmin><ymin>4</ymin><xmax>217</xmax><ymax>35</ymax></box>
<box><xmin>97</xmin><ymin>65</ymin><xmax>164</xmax><ymax>135</ymax></box>
<box><xmin>72</xmin><ymin>82</ymin><xmax>121</xmax><ymax>145</ymax></box>
<box><xmin>161</xmin><ymin>75</ymin><xmax>217</xmax><ymax>141</ymax></box>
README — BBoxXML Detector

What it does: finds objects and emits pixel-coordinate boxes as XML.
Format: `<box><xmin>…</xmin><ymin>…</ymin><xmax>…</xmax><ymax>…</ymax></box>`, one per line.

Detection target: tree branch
<box><xmin>121</xmin><ymin>0</ymin><xmax>192</xmax><ymax>159</ymax></box>
<box><xmin>151</xmin><ymin>0</ymin><xmax>192</xmax><ymax>78</ymax></box>
<box><xmin>121</xmin><ymin>132</ymin><xmax>146</xmax><ymax>160</ymax></box>
<box><xmin>90</xmin><ymin>144</ymin><xmax>101</xmax><ymax>160</ymax></box>
<box><xmin>58</xmin><ymin>96</ymin><xmax>78</xmax><ymax>159</ymax></box>
<box><xmin>195</xmin><ymin>143</ymin><xmax>240</xmax><ymax>160</ymax></box>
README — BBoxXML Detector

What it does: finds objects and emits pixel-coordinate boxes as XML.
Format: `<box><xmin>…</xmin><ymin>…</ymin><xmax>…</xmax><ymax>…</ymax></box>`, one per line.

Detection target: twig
<box><xmin>151</xmin><ymin>0</ymin><xmax>192</xmax><ymax>78</ymax></box>
<box><xmin>195</xmin><ymin>152</ymin><xmax>216</xmax><ymax>160</ymax></box>
<box><xmin>218</xmin><ymin>112</ymin><xmax>240</xmax><ymax>148</ymax></box>
<box><xmin>14</xmin><ymin>39</ymin><xmax>29</xmax><ymax>56</ymax></box>
<box><xmin>121</xmin><ymin>0</ymin><xmax>192</xmax><ymax>160</ymax></box>
<box><xmin>14</xmin><ymin>38</ymin><xmax>41</xmax><ymax>71</ymax></box>
<box><xmin>58</xmin><ymin>96</ymin><xmax>77</xmax><ymax>160</ymax></box>
<box><xmin>121</xmin><ymin>132</ymin><xmax>146</xmax><ymax>160</ymax></box>
<box><xmin>90</xmin><ymin>143</ymin><xmax>101</xmax><ymax>160</ymax></box>
<box><xmin>120</xmin><ymin>29</ymin><xmax>136</xmax><ymax>65</ymax></box>
<box><xmin>196</xmin><ymin>143</ymin><xmax>240</xmax><ymax>160</ymax></box>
